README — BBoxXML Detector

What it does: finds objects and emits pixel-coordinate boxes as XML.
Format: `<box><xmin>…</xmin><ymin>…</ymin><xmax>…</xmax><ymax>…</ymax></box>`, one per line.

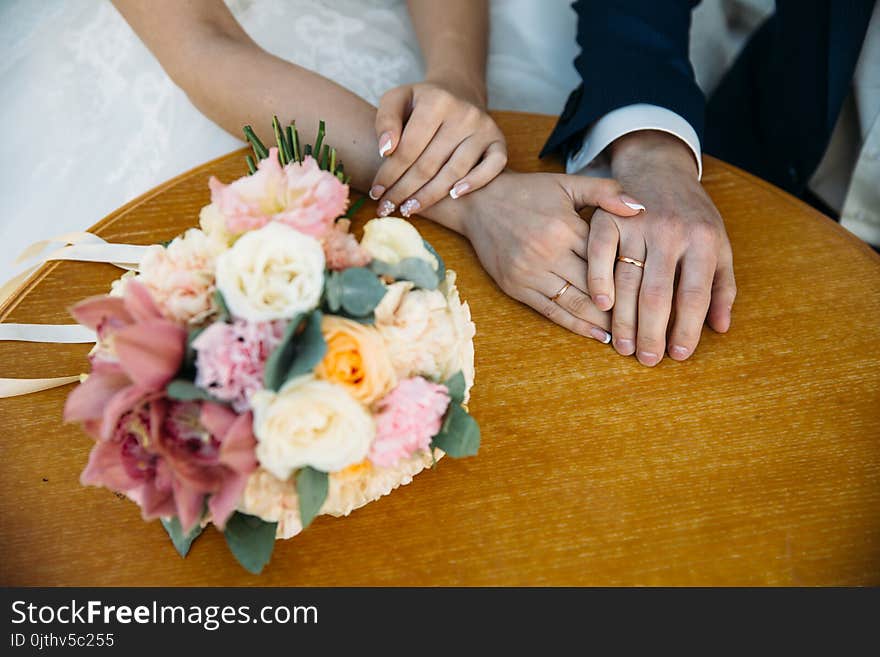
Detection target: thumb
<box><xmin>375</xmin><ymin>86</ymin><xmax>411</xmax><ymax>158</ymax></box>
<box><xmin>560</xmin><ymin>175</ymin><xmax>646</xmax><ymax>217</ymax></box>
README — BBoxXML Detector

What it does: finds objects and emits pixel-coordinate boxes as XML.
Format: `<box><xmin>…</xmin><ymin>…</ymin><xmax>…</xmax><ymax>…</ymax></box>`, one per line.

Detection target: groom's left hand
<box><xmin>586</xmin><ymin>130</ymin><xmax>737</xmax><ymax>366</ymax></box>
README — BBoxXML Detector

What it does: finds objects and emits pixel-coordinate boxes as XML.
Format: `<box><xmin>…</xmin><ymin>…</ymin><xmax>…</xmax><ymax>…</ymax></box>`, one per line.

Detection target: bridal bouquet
<box><xmin>63</xmin><ymin>120</ymin><xmax>478</xmax><ymax>573</ymax></box>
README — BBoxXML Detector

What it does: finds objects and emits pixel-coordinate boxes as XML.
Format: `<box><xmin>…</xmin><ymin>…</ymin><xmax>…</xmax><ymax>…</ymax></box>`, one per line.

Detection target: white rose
<box><xmin>360</xmin><ymin>217</ymin><xmax>438</xmax><ymax>269</ymax></box>
<box><xmin>251</xmin><ymin>376</ymin><xmax>375</xmax><ymax>478</ymax></box>
<box><xmin>373</xmin><ymin>269</ymin><xmax>476</xmax><ymax>399</ymax></box>
<box><xmin>198</xmin><ymin>203</ymin><xmax>235</xmax><ymax>249</ymax></box>
<box><xmin>215</xmin><ymin>222</ymin><xmax>325</xmax><ymax>321</ymax></box>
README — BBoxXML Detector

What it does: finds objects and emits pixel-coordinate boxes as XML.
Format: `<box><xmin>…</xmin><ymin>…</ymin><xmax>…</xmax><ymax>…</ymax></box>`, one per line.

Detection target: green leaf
<box><xmin>443</xmin><ymin>371</ymin><xmax>466</xmax><ymax>407</ymax></box>
<box><xmin>296</xmin><ymin>467</ymin><xmax>329</xmax><ymax>530</ymax></box>
<box><xmin>370</xmin><ymin>257</ymin><xmax>439</xmax><ymax>290</ymax></box>
<box><xmin>263</xmin><ymin>312</ymin><xmax>327</xmax><ymax>391</ymax></box>
<box><xmin>432</xmin><ymin>405</ymin><xmax>480</xmax><ymax>457</ymax></box>
<box><xmin>161</xmin><ymin>516</ymin><xmax>204</xmax><ymax>558</ymax></box>
<box><xmin>214</xmin><ymin>289</ymin><xmax>231</xmax><ymax>322</ymax></box>
<box><xmin>166</xmin><ymin>379</ymin><xmax>220</xmax><ymax>403</ymax></box>
<box><xmin>343</xmin><ymin>195</ymin><xmax>366</xmax><ymax>219</ymax></box>
<box><xmin>422</xmin><ymin>239</ymin><xmax>446</xmax><ymax>281</ymax></box>
<box><xmin>324</xmin><ymin>272</ymin><xmax>343</xmax><ymax>313</ymax></box>
<box><xmin>288</xmin><ymin>311</ymin><xmax>327</xmax><ymax>379</ymax></box>
<box><xmin>223</xmin><ymin>512</ymin><xmax>278</xmax><ymax>575</ymax></box>
<box><xmin>334</xmin><ymin>267</ymin><xmax>387</xmax><ymax>317</ymax></box>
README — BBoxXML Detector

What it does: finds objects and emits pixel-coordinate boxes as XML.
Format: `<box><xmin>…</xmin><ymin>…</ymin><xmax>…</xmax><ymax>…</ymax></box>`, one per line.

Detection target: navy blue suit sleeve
<box><xmin>541</xmin><ymin>0</ymin><xmax>706</xmax><ymax>158</ymax></box>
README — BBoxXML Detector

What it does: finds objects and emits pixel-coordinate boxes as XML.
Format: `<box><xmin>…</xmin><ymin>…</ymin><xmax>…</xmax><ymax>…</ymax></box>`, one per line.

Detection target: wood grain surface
<box><xmin>1</xmin><ymin>111</ymin><xmax>878</xmax><ymax>586</ymax></box>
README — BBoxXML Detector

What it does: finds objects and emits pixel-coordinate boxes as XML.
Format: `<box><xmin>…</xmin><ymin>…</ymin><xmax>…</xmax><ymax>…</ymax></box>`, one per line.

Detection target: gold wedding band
<box><xmin>616</xmin><ymin>255</ymin><xmax>645</xmax><ymax>269</ymax></box>
<box><xmin>549</xmin><ymin>280</ymin><xmax>572</xmax><ymax>302</ymax></box>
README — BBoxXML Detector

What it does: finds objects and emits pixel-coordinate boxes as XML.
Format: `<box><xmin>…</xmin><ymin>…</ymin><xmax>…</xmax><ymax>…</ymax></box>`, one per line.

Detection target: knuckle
<box><xmin>678</xmin><ymin>285</ymin><xmax>710</xmax><ymax>309</ymax></box>
<box><xmin>640</xmin><ymin>285</ymin><xmax>669</xmax><ymax>308</ymax></box>
<box><xmin>412</xmin><ymin>158</ymin><xmax>435</xmax><ymax>180</ymax></box>
<box><xmin>689</xmin><ymin>222</ymin><xmax>720</xmax><ymax>247</ymax></box>
<box><xmin>615</xmin><ymin>266</ymin><xmax>642</xmax><ymax>288</ymax></box>
<box><xmin>565</xmin><ymin>292</ymin><xmax>593</xmax><ymax>318</ymax></box>
<box><xmin>539</xmin><ymin>300</ymin><xmax>560</xmax><ymax>320</ymax></box>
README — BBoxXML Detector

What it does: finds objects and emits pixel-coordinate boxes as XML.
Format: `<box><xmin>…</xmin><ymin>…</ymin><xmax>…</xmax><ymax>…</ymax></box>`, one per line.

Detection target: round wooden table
<box><xmin>1</xmin><ymin>112</ymin><xmax>878</xmax><ymax>586</ymax></box>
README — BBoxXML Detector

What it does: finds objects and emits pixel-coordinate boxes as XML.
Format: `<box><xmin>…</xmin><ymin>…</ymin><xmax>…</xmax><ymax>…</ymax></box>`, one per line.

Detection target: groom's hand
<box><xmin>439</xmin><ymin>171</ymin><xmax>644</xmax><ymax>342</ymax></box>
<box><xmin>587</xmin><ymin>130</ymin><xmax>736</xmax><ymax>366</ymax></box>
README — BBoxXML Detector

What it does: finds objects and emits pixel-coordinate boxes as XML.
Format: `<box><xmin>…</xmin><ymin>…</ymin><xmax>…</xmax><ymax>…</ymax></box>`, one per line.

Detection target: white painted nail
<box><xmin>378</xmin><ymin>132</ymin><xmax>393</xmax><ymax>158</ymax></box>
<box><xmin>449</xmin><ymin>181</ymin><xmax>470</xmax><ymax>200</ymax></box>
<box><xmin>590</xmin><ymin>327</ymin><xmax>612</xmax><ymax>344</ymax></box>
<box><xmin>369</xmin><ymin>185</ymin><xmax>384</xmax><ymax>200</ymax></box>
<box><xmin>623</xmin><ymin>201</ymin><xmax>646</xmax><ymax>211</ymax></box>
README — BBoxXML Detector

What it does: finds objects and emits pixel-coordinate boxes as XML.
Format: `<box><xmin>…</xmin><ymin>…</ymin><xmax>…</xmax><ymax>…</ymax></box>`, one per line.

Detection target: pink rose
<box><xmin>323</xmin><ymin>219</ymin><xmax>371</xmax><ymax>270</ymax></box>
<box><xmin>209</xmin><ymin>148</ymin><xmax>348</xmax><ymax>238</ymax></box>
<box><xmin>368</xmin><ymin>377</ymin><xmax>450</xmax><ymax>468</ymax></box>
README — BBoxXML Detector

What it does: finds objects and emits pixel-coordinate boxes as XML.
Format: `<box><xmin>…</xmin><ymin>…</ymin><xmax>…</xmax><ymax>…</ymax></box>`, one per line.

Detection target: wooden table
<box><xmin>1</xmin><ymin>112</ymin><xmax>878</xmax><ymax>586</ymax></box>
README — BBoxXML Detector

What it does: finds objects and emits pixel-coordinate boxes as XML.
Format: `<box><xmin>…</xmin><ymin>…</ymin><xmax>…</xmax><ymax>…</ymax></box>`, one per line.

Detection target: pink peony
<box><xmin>208</xmin><ymin>149</ymin><xmax>348</xmax><ymax>238</ymax></box>
<box><xmin>192</xmin><ymin>319</ymin><xmax>284</xmax><ymax>413</ymax></box>
<box><xmin>323</xmin><ymin>218</ymin><xmax>371</xmax><ymax>270</ymax></box>
<box><xmin>368</xmin><ymin>377</ymin><xmax>451</xmax><ymax>468</ymax></box>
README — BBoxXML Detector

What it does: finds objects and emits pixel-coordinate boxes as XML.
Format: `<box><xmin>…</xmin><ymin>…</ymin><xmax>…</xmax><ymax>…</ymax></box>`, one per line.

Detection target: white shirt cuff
<box><xmin>566</xmin><ymin>103</ymin><xmax>703</xmax><ymax>180</ymax></box>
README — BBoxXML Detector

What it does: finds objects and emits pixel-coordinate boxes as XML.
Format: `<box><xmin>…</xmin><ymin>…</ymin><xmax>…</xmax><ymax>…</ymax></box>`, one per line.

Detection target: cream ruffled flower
<box><xmin>199</xmin><ymin>203</ymin><xmax>235</xmax><ymax>250</ymax></box>
<box><xmin>373</xmin><ymin>270</ymin><xmax>475</xmax><ymax>399</ymax></box>
<box><xmin>360</xmin><ymin>217</ymin><xmax>438</xmax><ymax>269</ymax></box>
<box><xmin>251</xmin><ymin>376</ymin><xmax>375</xmax><ymax>478</ymax></box>
<box><xmin>215</xmin><ymin>222</ymin><xmax>325</xmax><ymax>322</ymax></box>
<box><xmin>136</xmin><ymin>228</ymin><xmax>222</xmax><ymax>324</ymax></box>
<box><xmin>239</xmin><ymin>450</ymin><xmax>441</xmax><ymax>539</ymax></box>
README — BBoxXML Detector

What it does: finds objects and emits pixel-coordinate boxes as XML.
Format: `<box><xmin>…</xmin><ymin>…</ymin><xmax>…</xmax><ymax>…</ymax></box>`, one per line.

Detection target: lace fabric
<box><xmin>0</xmin><ymin>0</ymin><xmax>580</xmax><ymax>283</ymax></box>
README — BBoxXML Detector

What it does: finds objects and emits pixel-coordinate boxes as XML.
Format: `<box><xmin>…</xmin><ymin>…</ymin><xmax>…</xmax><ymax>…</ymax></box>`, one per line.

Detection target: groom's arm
<box><xmin>542</xmin><ymin>0</ymin><xmax>704</xmax><ymax>166</ymax></box>
<box><xmin>541</xmin><ymin>0</ymin><xmax>736</xmax><ymax>367</ymax></box>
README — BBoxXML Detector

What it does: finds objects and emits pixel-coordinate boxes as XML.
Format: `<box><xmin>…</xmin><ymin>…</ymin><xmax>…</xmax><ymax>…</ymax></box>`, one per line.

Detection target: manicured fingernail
<box><xmin>400</xmin><ymin>198</ymin><xmax>420</xmax><ymax>217</ymax></box>
<box><xmin>590</xmin><ymin>327</ymin><xmax>612</xmax><ymax>344</ymax></box>
<box><xmin>378</xmin><ymin>132</ymin><xmax>393</xmax><ymax>157</ymax></box>
<box><xmin>594</xmin><ymin>294</ymin><xmax>611</xmax><ymax>309</ymax></box>
<box><xmin>378</xmin><ymin>199</ymin><xmax>395</xmax><ymax>217</ymax></box>
<box><xmin>638</xmin><ymin>350</ymin><xmax>660</xmax><ymax>366</ymax></box>
<box><xmin>620</xmin><ymin>194</ymin><xmax>646</xmax><ymax>212</ymax></box>
<box><xmin>449</xmin><ymin>181</ymin><xmax>470</xmax><ymax>200</ymax></box>
<box><xmin>670</xmin><ymin>345</ymin><xmax>690</xmax><ymax>359</ymax></box>
<box><xmin>615</xmin><ymin>338</ymin><xmax>635</xmax><ymax>354</ymax></box>
<box><xmin>369</xmin><ymin>185</ymin><xmax>385</xmax><ymax>200</ymax></box>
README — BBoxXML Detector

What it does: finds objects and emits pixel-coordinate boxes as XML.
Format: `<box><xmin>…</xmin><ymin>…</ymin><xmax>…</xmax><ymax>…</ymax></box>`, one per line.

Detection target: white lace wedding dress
<box><xmin>1</xmin><ymin>0</ymin><xmax>738</xmax><ymax>285</ymax></box>
<box><xmin>0</xmin><ymin>0</ymin><xmax>582</xmax><ymax>283</ymax></box>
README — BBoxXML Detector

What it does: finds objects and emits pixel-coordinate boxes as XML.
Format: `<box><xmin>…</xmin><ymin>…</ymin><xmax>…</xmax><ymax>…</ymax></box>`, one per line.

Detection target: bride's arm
<box><xmin>113</xmin><ymin>0</ymin><xmax>383</xmax><ymax>192</ymax></box>
<box><xmin>406</xmin><ymin>0</ymin><xmax>489</xmax><ymax>107</ymax></box>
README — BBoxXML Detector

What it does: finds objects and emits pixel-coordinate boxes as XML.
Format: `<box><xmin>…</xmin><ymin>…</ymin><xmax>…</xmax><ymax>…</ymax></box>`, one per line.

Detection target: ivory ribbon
<box><xmin>0</xmin><ymin>231</ymin><xmax>148</xmax><ymax>398</ymax></box>
<box><xmin>0</xmin><ymin>324</ymin><xmax>96</xmax><ymax>343</ymax></box>
<box><xmin>0</xmin><ymin>376</ymin><xmax>81</xmax><ymax>398</ymax></box>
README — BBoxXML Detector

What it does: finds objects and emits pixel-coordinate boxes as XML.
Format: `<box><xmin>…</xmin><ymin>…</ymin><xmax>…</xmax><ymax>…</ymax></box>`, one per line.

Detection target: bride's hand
<box><xmin>452</xmin><ymin>171</ymin><xmax>644</xmax><ymax>342</ymax></box>
<box><xmin>368</xmin><ymin>82</ymin><xmax>507</xmax><ymax>218</ymax></box>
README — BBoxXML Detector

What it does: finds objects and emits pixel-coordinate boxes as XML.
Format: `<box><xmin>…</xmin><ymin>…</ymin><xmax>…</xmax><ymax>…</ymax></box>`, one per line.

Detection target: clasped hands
<box><xmin>371</xmin><ymin>82</ymin><xmax>736</xmax><ymax>366</ymax></box>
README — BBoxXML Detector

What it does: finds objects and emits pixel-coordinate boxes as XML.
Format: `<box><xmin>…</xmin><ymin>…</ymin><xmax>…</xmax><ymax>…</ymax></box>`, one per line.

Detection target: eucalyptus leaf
<box><xmin>223</xmin><ymin>512</ymin><xmax>278</xmax><ymax>575</ymax></box>
<box><xmin>370</xmin><ymin>257</ymin><xmax>439</xmax><ymax>290</ymax></box>
<box><xmin>161</xmin><ymin>516</ymin><xmax>204</xmax><ymax>558</ymax></box>
<box><xmin>263</xmin><ymin>312</ymin><xmax>327</xmax><ymax>391</ymax></box>
<box><xmin>287</xmin><ymin>311</ymin><xmax>327</xmax><ymax>379</ymax></box>
<box><xmin>324</xmin><ymin>271</ymin><xmax>343</xmax><ymax>312</ymax></box>
<box><xmin>166</xmin><ymin>379</ymin><xmax>220</xmax><ymax>403</ymax></box>
<box><xmin>214</xmin><ymin>289</ymin><xmax>232</xmax><ymax>322</ymax></box>
<box><xmin>432</xmin><ymin>405</ymin><xmax>480</xmax><ymax>457</ymax></box>
<box><xmin>422</xmin><ymin>239</ymin><xmax>446</xmax><ymax>281</ymax></box>
<box><xmin>296</xmin><ymin>467</ymin><xmax>329</xmax><ymax>530</ymax></box>
<box><xmin>338</xmin><ymin>267</ymin><xmax>387</xmax><ymax>316</ymax></box>
<box><xmin>443</xmin><ymin>371</ymin><xmax>466</xmax><ymax>407</ymax></box>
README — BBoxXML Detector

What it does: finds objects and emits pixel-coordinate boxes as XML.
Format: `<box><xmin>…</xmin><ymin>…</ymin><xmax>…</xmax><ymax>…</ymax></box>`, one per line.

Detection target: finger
<box><xmin>372</xmin><ymin>104</ymin><xmax>442</xmax><ymax>214</ymax></box>
<box><xmin>374</xmin><ymin>86</ymin><xmax>410</xmax><ymax>161</ymax></box>
<box><xmin>667</xmin><ymin>251</ymin><xmax>715</xmax><ymax>361</ymax></box>
<box><xmin>381</xmin><ymin>125</ymin><xmax>469</xmax><ymax>216</ymax></box>
<box><xmin>707</xmin><ymin>244</ymin><xmax>736</xmax><ymax>333</ymax></box>
<box><xmin>398</xmin><ymin>135</ymin><xmax>485</xmax><ymax>213</ymax></box>
<box><xmin>611</xmin><ymin>233</ymin><xmax>646</xmax><ymax>357</ymax></box>
<box><xmin>547</xmin><ymin>256</ymin><xmax>612</xmax><ymax>332</ymax></box>
<box><xmin>448</xmin><ymin>140</ymin><xmax>508</xmax><ymax>199</ymax></box>
<box><xmin>635</xmin><ymin>247</ymin><xmax>677</xmax><ymax>367</ymax></box>
<box><xmin>520</xmin><ymin>288</ymin><xmax>612</xmax><ymax>343</ymax></box>
<box><xmin>557</xmin><ymin>175</ymin><xmax>646</xmax><ymax>217</ymax></box>
<box><xmin>586</xmin><ymin>211</ymin><xmax>619</xmax><ymax>311</ymax></box>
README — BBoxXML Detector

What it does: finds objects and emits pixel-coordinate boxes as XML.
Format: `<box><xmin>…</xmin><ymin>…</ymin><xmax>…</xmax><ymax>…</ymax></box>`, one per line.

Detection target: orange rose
<box><xmin>315</xmin><ymin>316</ymin><xmax>397</xmax><ymax>406</ymax></box>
